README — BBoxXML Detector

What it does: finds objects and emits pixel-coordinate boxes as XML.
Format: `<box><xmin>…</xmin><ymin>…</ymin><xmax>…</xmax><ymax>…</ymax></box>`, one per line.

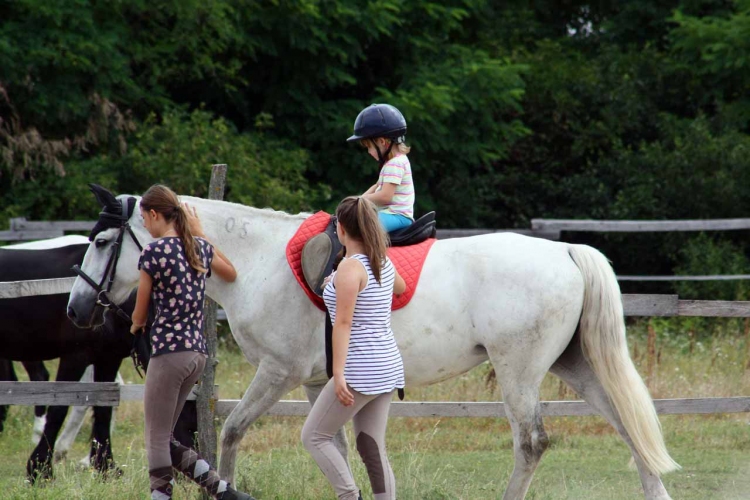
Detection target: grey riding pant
<box><xmin>301</xmin><ymin>378</ymin><xmax>396</xmax><ymax>500</ymax></box>
<box><xmin>144</xmin><ymin>351</ymin><xmax>206</xmax><ymax>471</ymax></box>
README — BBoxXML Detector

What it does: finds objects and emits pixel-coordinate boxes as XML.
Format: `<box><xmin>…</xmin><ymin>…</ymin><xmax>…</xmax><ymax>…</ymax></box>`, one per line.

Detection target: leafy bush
<box><xmin>673</xmin><ymin>233</ymin><xmax>750</xmax><ymax>301</ymax></box>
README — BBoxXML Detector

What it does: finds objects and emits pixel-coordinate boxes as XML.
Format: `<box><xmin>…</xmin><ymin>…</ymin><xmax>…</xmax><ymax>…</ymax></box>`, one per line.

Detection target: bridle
<box><xmin>71</xmin><ymin>196</ymin><xmax>149</xmax><ymax>376</ymax></box>
<box><xmin>71</xmin><ymin>197</ymin><xmax>143</xmax><ymax>324</ymax></box>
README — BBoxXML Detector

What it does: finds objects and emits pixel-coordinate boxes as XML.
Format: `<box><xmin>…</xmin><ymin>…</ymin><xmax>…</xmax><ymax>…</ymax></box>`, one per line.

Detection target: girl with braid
<box><xmin>130</xmin><ymin>184</ymin><xmax>253</xmax><ymax>500</ymax></box>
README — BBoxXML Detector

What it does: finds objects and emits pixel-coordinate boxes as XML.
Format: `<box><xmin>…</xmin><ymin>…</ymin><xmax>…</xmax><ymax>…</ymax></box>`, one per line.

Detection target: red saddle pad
<box><xmin>286</xmin><ymin>211</ymin><xmax>436</xmax><ymax>312</ymax></box>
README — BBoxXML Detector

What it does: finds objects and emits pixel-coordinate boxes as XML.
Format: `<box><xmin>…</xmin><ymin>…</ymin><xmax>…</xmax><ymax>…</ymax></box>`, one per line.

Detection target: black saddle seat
<box><xmin>389</xmin><ymin>211</ymin><xmax>437</xmax><ymax>247</ymax></box>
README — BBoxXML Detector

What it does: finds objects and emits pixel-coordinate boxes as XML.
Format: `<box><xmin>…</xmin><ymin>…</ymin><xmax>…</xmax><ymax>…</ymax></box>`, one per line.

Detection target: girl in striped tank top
<box><xmin>302</xmin><ymin>196</ymin><xmax>406</xmax><ymax>500</ymax></box>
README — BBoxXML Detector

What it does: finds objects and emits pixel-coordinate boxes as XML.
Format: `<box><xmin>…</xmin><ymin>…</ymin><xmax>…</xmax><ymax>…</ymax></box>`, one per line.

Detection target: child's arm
<box><xmin>130</xmin><ymin>270</ymin><xmax>152</xmax><ymax>334</ymax></box>
<box><xmin>393</xmin><ymin>269</ymin><xmax>406</xmax><ymax>295</ymax></box>
<box><xmin>363</xmin><ymin>183</ymin><xmax>378</xmax><ymax>195</ymax></box>
<box><xmin>363</xmin><ymin>182</ymin><xmax>397</xmax><ymax>207</ymax></box>
<box><xmin>209</xmin><ymin>247</ymin><xmax>237</xmax><ymax>282</ymax></box>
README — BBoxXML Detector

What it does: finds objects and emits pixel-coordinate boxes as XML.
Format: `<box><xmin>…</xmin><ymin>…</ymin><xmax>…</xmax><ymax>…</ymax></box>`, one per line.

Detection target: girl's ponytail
<box><xmin>174</xmin><ymin>206</ymin><xmax>208</xmax><ymax>274</ymax></box>
<box><xmin>349</xmin><ymin>198</ymin><xmax>388</xmax><ymax>283</ymax></box>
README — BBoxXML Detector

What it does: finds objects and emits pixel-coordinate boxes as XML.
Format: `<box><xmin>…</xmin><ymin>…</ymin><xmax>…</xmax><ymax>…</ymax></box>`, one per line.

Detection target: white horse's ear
<box><xmin>89</xmin><ymin>183</ymin><xmax>119</xmax><ymax>211</ymax></box>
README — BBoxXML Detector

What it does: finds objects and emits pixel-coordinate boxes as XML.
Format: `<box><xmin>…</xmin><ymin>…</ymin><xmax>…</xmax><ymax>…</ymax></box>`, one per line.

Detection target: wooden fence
<box><xmin>1</xmin><ymin>284</ymin><xmax>749</xmax><ymax>417</ymax></box>
<box><xmin>3</xmin><ymin>216</ymin><xmax>750</xmax><ymax>419</ymax></box>
<box><xmin>1</xmin><ymin>381</ymin><xmax>749</xmax><ymax>418</ymax></box>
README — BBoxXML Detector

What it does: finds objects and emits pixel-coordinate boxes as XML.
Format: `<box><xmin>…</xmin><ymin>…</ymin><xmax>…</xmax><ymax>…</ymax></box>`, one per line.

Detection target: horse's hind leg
<box><xmin>489</xmin><ymin>354</ymin><xmax>549</xmax><ymax>500</ymax></box>
<box><xmin>550</xmin><ymin>334</ymin><xmax>672</xmax><ymax>500</ymax></box>
<box><xmin>55</xmin><ymin>365</ymin><xmax>94</xmax><ymax>463</ymax></box>
<box><xmin>27</xmin><ymin>356</ymin><xmax>87</xmax><ymax>482</ymax></box>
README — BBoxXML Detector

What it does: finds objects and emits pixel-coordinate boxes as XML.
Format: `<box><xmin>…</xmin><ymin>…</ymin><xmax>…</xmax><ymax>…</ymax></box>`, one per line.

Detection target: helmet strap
<box><xmin>377</xmin><ymin>139</ymin><xmax>395</xmax><ymax>168</ymax></box>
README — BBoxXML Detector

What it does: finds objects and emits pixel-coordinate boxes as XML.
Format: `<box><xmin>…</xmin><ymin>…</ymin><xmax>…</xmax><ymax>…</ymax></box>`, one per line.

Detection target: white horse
<box><xmin>67</xmin><ymin>187</ymin><xmax>679</xmax><ymax>500</ymax></box>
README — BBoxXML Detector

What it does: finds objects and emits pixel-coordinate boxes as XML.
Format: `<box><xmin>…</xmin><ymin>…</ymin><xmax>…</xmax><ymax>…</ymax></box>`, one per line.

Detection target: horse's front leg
<box><xmin>89</xmin><ymin>357</ymin><xmax>122</xmax><ymax>477</ymax></box>
<box><xmin>303</xmin><ymin>383</ymin><xmax>350</xmax><ymax>469</ymax></box>
<box><xmin>218</xmin><ymin>360</ymin><xmax>302</xmax><ymax>485</ymax></box>
<box><xmin>23</xmin><ymin>360</ymin><xmax>50</xmax><ymax>445</ymax></box>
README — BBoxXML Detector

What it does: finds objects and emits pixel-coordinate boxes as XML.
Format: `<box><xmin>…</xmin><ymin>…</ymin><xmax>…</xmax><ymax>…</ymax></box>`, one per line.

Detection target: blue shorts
<box><xmin>378</xmin><ymin>212</ymin><xmax>413</xmax><ymax>233</ymax></box>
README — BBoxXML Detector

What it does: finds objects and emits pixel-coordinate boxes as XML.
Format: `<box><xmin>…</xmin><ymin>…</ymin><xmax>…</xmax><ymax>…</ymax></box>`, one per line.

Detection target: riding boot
<box><xmin>149</xmin><ymin>466</ymin><xmax>174</xmax><ymax>499</ymax></box>
<box><xmin>218</xmin><ymin>484</ymin><xmax>257</xmax><ymax>500</ymax></box>
<box><xmin>169</xmin><ymin>438</ymin><xmax>255</xmax><ymax>499</ymax></box>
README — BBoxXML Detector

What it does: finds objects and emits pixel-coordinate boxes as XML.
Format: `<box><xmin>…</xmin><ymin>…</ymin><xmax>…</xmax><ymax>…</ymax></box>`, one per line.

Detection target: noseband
<box><xmin>72</xmin><ymin>198</ymin><xmax>143</xmax><ymax>323</ymax></box>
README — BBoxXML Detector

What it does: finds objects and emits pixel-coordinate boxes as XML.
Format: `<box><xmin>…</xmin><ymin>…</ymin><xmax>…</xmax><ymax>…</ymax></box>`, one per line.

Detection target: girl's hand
<box><xmin>183</xmin><ymin>202</ymin><xmax>205</xmax><ymax>237</ymax></box>
<box><xmin>130</xmin><ymin>322</ymin><xmax>146</xmax><ymax>335</ymax></box>
<box><xmin>334</xmin><ymin>375</ymin><xmax>354</xmax><ymax>406</ymax></box>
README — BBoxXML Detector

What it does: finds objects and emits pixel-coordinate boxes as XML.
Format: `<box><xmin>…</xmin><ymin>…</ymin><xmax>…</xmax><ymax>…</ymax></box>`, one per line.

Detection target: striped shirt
<box><xmin>323</xmin><ymin>254</ymin><xmax>405</xmax><ymax>395</ymax></box>
<box><xmin>377</xmin><ymin>154</ymin><xmax>414</xmax><ymax>220</ymax></box>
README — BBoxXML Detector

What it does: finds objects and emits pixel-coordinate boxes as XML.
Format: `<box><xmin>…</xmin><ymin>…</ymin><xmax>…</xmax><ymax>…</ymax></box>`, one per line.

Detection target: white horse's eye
<box><xmin>95</xmin><ymin>239</ymin><xmax>108</xmax><ymax>248</ymax></box>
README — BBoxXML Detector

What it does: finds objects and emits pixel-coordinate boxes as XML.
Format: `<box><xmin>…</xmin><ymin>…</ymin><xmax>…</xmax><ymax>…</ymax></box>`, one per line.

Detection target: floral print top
<box><xmin>138</xmin><ymin>237</ymin><xmax>214</xmax><ymax>357</ymax></box>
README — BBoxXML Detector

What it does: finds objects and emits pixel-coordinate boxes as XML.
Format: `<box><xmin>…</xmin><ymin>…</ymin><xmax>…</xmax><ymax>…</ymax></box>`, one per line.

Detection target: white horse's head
<box><xmin>67</xmin><ymin>184</ymin><xmax>152</xmax><ymax>328</ymax></box>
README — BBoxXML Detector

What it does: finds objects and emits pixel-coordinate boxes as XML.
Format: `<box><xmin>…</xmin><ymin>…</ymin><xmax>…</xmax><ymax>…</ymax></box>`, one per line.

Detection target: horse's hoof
<box><xmin>96</xmin><ymin>464</ymin><xmax>123</xmax><ymax>481</ymax></box>
<box><xmin>27</xmin><ymin>466</ymin><xmax>53</xmax><ymax>485</ymax></box>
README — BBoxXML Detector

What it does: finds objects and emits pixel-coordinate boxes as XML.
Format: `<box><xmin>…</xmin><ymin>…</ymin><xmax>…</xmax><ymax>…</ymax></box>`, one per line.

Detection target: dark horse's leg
<box><xmin>88</xmin><ymin>356</ymin><xmax>123</xmax><ymax>475</ymax></box>
<box><xmin>23</xmin><ymin>361</ymin><xmax>50</xmax><ymax>444</ymax></box>
<box><xmin>23</xmin><ymin>361</ymin><xmax>50</xmax><ymax>419</ymax></box>
<box><xmin>173</xmin><ymin>399</ymin><xmax>199</xmax><ymax>450</ymax></box>
<box><xmin>0</xmin><ymin>359</ymin><xmax>17</xmax><ymax>432</ymax></box>
<box><xmin>27</xmin><ymin>355</ymin><xmax>87</xmax><ymax>483</ymax></box>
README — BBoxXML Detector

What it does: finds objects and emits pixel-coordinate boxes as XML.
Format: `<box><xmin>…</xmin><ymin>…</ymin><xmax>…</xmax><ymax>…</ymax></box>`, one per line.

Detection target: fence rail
<box><xmin>0</xmin><ymin>218</ymin><xmax>95</xmax><ymax>241</ymax></box>
<box><xmin>0</xmin><ymin>382</ymin><xmax>218</xmax><ymax>406</ymax></box>
<box><xmin>3</xmin><ymin>278</ymin><xmax>750</xmax><ymax>318</ymax></box>
<box><xmin>6</xmin><ymin>217</ymin><xmax>750</xmax><ymax>240</ymax></box>
<box><xmin>0</xmin><ymin>218</ymin><xmax>562</xmax><ymax>242</ymax></box>
<box><xmin>2</xmin><ymin>382</ymin><xmax>748</xmax><ymax>418</ymax></box>
<box><xmin>531</xmin><ymin>218</ymin><xmax>750</xmax><ymax>232</ymax></box>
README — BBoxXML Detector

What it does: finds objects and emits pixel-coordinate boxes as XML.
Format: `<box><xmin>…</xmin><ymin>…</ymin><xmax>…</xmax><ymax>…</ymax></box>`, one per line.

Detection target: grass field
<box><xmin>1</xmin><ymin>319</ymin><xmax>749</xmax><ymax>499</ymax></box>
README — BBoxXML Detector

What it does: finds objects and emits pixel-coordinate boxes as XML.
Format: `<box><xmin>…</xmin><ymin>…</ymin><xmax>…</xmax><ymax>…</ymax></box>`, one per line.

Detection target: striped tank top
<box><xmin>323</xmin><ymin>254</ymin><xmax>405</xmax><ymax>395</ymax></box>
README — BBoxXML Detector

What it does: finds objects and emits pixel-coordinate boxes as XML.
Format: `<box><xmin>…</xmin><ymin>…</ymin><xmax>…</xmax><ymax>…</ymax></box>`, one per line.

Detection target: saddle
<box><xmin>302</xmin><ymin>212</ymin><xmax>437</xmax><ymax>296</ymax></box>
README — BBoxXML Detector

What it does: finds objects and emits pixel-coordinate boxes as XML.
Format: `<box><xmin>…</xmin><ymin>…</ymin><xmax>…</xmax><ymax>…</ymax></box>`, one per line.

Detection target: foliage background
<box><xmin>2</xmin><ymin>0</ymin><xmax>750</xmax><ymax>298</ymax></box>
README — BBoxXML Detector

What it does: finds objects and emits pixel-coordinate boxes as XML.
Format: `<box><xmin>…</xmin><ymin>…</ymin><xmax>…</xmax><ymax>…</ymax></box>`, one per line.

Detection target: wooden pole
<box><xmin>197</xmin><ymin>164</ymin><xmax>227</xmax><ymax>472</ymax></box>
<box><xmin>646</xmin><ymin>322</ymin><xmax>656</xmax><ymax>391</ymax></box>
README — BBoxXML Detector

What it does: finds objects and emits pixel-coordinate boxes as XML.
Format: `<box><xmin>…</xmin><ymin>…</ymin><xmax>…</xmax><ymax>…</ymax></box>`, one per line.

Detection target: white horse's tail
<box><xmin>568</xmin><ymin>244</ymin><xmax>680</xmax><ymax>476</ymax></box>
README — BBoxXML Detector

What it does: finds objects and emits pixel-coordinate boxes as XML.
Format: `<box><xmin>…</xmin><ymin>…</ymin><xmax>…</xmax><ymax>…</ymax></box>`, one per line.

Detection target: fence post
<box><xmin>646</xmin><ymin>322</ymin><xmax>657</xmax><ymax>391</ymax></box>
<box><xmin>197</xmin><ymin>164</ymin><xmax>227</xmax><ymax>473</ymax></box>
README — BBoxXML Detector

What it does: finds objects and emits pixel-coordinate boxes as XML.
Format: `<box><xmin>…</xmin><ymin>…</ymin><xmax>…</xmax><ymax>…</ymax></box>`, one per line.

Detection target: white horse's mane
<box><xmin>178</xmin><ymin>195</ymin><xmax>313</xmax><ymax>222</ymax></box>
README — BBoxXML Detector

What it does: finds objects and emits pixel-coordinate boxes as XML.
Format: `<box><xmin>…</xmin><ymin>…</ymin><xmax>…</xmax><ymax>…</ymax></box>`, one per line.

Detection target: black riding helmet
<box><xmin>347</xmin><ymin>104</ymin><xmax>407</xmax><ymax>166</ymax></box>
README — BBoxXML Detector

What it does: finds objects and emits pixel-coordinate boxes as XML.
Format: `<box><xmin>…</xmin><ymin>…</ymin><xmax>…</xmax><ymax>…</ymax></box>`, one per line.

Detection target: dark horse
<box><xmin>0</xmin><ymin>237</ymin><xmax>196</xmax><ymax>482</ymax></box>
